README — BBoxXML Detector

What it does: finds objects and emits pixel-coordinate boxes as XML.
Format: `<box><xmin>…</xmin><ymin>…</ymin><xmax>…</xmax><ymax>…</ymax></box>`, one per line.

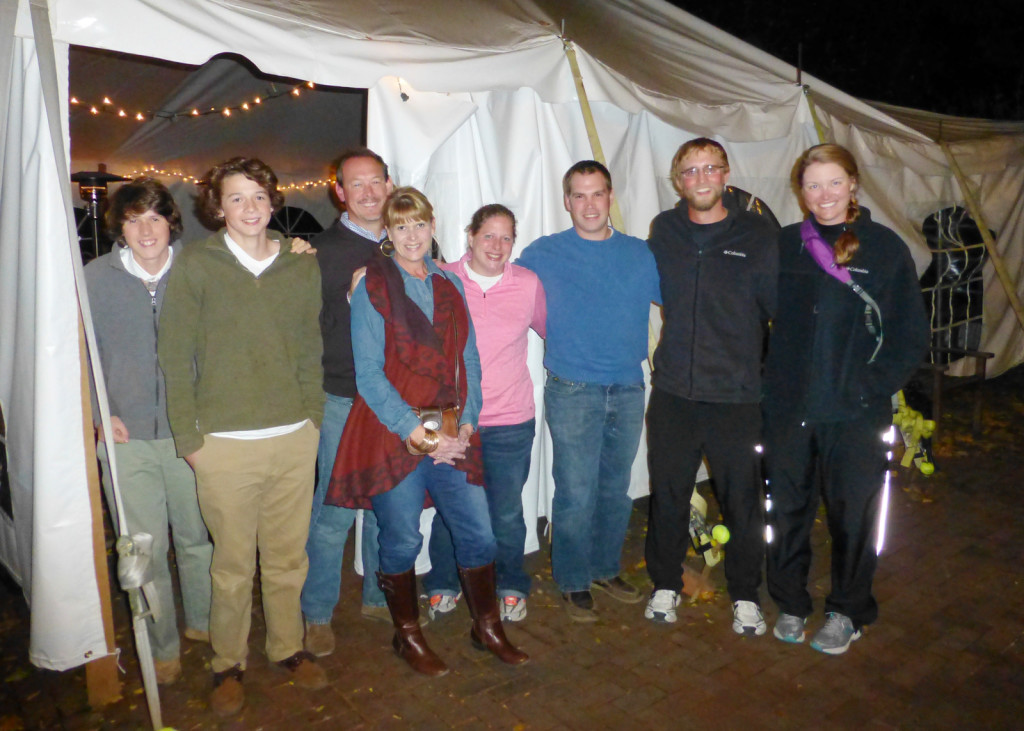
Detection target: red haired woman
<box><xmin>764</xmin><ymin>144</ymin><xmax>928</xmax><ymax>655</ymax></box>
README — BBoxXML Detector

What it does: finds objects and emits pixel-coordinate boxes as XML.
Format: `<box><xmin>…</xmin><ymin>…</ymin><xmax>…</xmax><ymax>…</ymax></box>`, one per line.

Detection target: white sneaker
<box><xmin>500</xmin><ymin>596</ymin><xmax>527</xmax><ymax>622</ymax></box>
<box><xmin>644</xmin><ymin>589</ymin><xmax>682</xmax><ymax>623</ymax></box>
<box><xmin>428</xmin><ymin>592</ymin><xmax>460</xmax><ymax>620</ymax></box>
<box><xmin>732</xmin><ymin>600</ymin><xmax>767</xmax><ymax>636</ymax></box>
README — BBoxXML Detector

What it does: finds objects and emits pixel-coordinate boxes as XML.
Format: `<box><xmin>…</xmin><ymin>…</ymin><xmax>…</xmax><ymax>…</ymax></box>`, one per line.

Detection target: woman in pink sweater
<box><xmin>424</xmin><ymin>204</ymin><xmax>546</xmax><ymax>623</ymax></box>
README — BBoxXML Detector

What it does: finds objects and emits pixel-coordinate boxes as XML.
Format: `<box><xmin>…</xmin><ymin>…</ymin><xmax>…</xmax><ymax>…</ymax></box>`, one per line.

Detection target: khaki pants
<box><xmin>191</xmin><ymin>422</ymin><xmax>318</xmax><ymax>671</ymax></box>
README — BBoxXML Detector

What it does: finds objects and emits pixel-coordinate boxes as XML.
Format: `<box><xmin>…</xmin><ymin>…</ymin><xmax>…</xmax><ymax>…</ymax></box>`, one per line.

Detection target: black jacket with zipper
<box><xmin>648</xmin><ymin>200</ymin><xmax>778</xmax><ymax>404</ymax></box>
<box><xmin>763</xmin><ymin>207</ymin><xmax>928</xmax><ymax>423</ymax></box>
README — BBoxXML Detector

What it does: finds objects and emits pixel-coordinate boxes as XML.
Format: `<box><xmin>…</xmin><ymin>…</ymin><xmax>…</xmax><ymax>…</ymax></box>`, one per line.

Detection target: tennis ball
<box><xmin>712</xmin><ymin>524</ymin><xmax>730</xmax><ymax>544</ymax></box>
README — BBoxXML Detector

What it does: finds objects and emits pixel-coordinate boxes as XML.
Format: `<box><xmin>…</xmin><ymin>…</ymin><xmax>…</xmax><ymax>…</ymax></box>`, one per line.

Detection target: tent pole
<box><xmin>803</xmin><ymin>87</ymin><xmax>829</xmax><ymax>144</ymax></box>
<box><xmin>79</xmin><ymin>315</ymin><xmax>122</xmax><ymax>708</ymax></box>
<box><xmin>561</xmin><ymin>37</ymin><xmax>625</xmax><ymax>232</ymax></box>
<box><xmin>941</xmin><ymin>141</ymin><xmax>1024</xmax><ymax>337</ymax></box>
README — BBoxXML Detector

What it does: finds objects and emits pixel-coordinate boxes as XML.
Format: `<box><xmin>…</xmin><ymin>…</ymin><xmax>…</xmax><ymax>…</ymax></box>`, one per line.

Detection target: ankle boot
<box><xmin>458</xmin><ymin>563</ymin><xmax>529</xmax><ymax>666</ymax></box>
<box><xmin>377</xmin><ymin>570</ymin><xmax>449</xmax><ymax>676</ymax></box>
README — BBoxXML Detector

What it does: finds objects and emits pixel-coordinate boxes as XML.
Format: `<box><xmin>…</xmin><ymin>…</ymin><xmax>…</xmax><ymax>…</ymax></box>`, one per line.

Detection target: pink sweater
<box><xmin>442</xmin><ymin>254</ymin><xmax>546</xmax><ymax>427</ymax></box>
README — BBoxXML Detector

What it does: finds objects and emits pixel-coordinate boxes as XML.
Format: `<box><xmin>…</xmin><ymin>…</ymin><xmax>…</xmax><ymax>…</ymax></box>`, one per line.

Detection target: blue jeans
<box><xmin>544</xmin><ymin>374</ymin><xmax>645</xmax><ymax>593</ymax></box>
<box><xmin>372</xmin><ymin>459</ymin><xmax>496</xmax><ymax>575</ymax></box>
<box><xmin>425</xmin><ymin>419</ymin><xmax>535</xmax><ymax>598</ymax></box>
<box><xmin>301</xmin><ymin>393</ymin><xmax>385</xmax><ymax>624</ymax></box>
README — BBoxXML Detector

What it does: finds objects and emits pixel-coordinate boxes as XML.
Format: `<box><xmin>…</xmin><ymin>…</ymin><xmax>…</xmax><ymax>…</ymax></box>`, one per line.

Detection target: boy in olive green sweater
<box><xmin>158</xmin><ymin>157</ymin><xmax>326</xmax><ymax>716</ymax></box>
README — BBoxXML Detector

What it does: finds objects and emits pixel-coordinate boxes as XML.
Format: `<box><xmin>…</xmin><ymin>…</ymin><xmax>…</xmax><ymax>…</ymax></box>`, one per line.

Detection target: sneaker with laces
<box><xmin>562</xmin><ymin>590</ymin><xmax>598</xmax><ymax>623</ymax></box>
<box><xmin>428</xmin><ymin>592</ymin><xmax>461</xmax><ymax>620</ymax></box>
<box><xmin>732</xmin><ymin>600</ymin><xmax>767</xmax><ymax>636</ymax></box>
<box><xmin>810</xmin><ymin>612</ymin><xmax>861</xmax><ymax>655</ymax></box>
<box><xmin>644</xmin><ymin>589</ymin><xmax>681</xmax><ymax>623</ymax></box>
<box><xmin>500</xmin><ymin>595</ymin><xmax>527</xmax><ymax>622</ymax></box>
<box><xmin>773</xmin><ymin>613</ymin><xmax>807</xmax><ymax>643</ymax></box>
<box><xmin>591</xmin><ymin>576</ymin><xmax>643</xmax><ymax>604</ymax></box>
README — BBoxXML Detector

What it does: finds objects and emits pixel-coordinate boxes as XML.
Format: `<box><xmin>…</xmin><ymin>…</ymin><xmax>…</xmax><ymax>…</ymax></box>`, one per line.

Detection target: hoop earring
<box><xmin>380</xmin><ymin>239</ymin><xmax>395</xmax><ymax>257</ymax></box>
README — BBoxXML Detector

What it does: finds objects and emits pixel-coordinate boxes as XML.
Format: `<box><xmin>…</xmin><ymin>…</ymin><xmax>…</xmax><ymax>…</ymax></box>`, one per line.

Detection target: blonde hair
<box><xmin>383</xmin><ymin>186</ymin><xmax>434</xmax><ymax>227</ymax></box>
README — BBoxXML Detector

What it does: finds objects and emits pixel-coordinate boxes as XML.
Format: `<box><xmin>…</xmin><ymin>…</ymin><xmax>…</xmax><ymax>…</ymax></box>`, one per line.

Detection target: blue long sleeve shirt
<box><xmin>350</xmin><ymin>257</ymin><xmax>482</xmax><ymax>440</ymax></box>
<box><xmin>517</xmin><ymin>227</ymin><xmax>660</xmax><ymax>385</ymax></box>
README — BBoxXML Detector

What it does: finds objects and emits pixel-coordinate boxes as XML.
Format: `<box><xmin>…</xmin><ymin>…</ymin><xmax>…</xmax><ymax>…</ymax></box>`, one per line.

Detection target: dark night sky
<box><xmin>670</xmin><ymin>0</ymin><xmax>1024</xmax><ymax>120</ymax></box>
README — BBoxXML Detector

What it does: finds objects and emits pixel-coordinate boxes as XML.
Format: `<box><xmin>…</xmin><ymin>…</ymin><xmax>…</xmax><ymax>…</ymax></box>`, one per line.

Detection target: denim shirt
<box><xmin>351</xmin><ymin>257</ymin><xmax>482</xmax><ymax>440</ymax></box>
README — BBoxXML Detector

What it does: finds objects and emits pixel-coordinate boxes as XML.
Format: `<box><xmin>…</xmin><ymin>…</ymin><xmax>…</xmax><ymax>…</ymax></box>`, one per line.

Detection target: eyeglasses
<box><xmin>677</xmin><ymin>164</ymin><xmax>727</xmax><ymax>179</ymax></box>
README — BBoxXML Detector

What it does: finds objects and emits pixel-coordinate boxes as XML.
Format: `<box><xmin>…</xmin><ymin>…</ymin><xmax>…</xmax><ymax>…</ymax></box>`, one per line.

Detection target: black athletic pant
<box><xmin>764</xmin><ymin>409</ymin><xmax>890</xmax><ymax>628</ymax></box>
<box><xmin>645</xmin><ymin>388</ymin><xmax>765</xmax><ymax>602</ymax></box>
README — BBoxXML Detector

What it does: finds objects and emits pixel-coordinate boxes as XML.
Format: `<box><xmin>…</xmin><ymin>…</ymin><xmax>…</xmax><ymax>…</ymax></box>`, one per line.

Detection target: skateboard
<box><xmin>892</xmin><ymin>390</ymin><xmax>936</xmax><ymax>474</ymax></box>
<box><xmin>689</xmin><ymin>488</ymin><xmax>730</xmax><ymax>567</ymax></box>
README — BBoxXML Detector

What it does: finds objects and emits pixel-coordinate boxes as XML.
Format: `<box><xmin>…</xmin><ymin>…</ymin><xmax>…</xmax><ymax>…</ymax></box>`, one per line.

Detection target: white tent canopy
<box><xmin>3</xmin><ymin>0</ymin><xmax>1023</xmax><ymax>672</ymax></box>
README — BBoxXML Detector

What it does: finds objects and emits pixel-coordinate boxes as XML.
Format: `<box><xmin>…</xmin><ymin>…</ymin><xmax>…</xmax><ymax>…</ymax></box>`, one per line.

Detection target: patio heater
<box><xmin>71</xmin><ymin>166</ymin><xmax>127</xmax><ymax>261</ymax></box>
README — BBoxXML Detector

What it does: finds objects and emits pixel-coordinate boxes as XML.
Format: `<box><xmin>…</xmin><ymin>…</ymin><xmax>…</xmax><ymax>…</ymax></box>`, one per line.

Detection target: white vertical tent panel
<box><xmin>0</xmin><ymin>24</ymin><xmax>107</xmax><ymax>668</ymax></box>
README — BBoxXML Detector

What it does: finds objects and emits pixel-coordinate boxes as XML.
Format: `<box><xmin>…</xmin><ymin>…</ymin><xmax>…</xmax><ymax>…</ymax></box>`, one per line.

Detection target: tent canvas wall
<box><xmin>3</xmin><ymin>0</ymin><xmax>1023</xmax><ymax>671</ymax></box>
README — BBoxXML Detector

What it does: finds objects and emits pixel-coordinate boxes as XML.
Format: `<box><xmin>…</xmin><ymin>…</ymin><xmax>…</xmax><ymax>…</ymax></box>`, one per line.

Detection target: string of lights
<box><xmin>126</xmin><ymin>166</ymin><xmax>332</xmax><ymax>191</ymax></box>
<box><xmin>69</xmin><ymin>80</ymin><xmax>316</xmax><ymax>122</ymax></box>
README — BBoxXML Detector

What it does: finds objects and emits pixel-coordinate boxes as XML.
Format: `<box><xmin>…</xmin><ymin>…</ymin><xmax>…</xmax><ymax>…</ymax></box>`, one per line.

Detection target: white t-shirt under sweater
<box><xmin>462</xmin><ymin>263</ymin><xmax>502</xmax><ymax>293</ymax></box>
<box><xmin>120</xmin><ymin>244</ymin><xmax>173</xmax><ymax>291</ymax></box>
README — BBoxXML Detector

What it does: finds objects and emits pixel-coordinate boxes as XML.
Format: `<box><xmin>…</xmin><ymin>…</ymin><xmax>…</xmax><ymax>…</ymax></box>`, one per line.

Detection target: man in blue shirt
<box><xmin>517</xmin><ymin>160</ymin><xmax>660</xmax><ymax>622</ymax></box>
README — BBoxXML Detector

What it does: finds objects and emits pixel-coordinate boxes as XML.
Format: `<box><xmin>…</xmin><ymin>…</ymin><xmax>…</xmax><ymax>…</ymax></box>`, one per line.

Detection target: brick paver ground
<box><xmin>2</xmin><ymin>367</ymin><xmax>1023</xmax><ymax>729</ymax></box>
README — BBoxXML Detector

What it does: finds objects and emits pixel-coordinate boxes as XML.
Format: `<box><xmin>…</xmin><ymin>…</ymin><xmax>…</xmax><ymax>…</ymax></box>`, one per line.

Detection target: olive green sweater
<box><xmin>158</xmin><ymin>230</ymin><xmax>324</xmax><ymax>457</ymax></box>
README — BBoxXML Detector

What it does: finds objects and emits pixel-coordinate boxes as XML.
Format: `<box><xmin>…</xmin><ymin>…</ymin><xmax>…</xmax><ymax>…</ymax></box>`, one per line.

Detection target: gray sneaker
<box><xmin>810</xmin><ymin>612</ymin><xmax>861</xmax><ymax>655</ymax></box>
<box><xmin>428</xmin><ymin>592</ymin><xmax>461</xmax><ymax>620</ymax></box>
<box><xmin>500</xmin><ymin>596</ymin><xmax>527</xmax><ymax>622</ymax></box>
<box><xmin>773</xmin><ymin>613</ymin><xmax>807</xmax><ymax>644</ymax></box>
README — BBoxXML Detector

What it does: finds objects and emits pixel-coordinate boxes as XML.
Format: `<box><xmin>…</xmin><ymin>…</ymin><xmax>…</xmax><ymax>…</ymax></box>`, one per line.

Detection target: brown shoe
<box><xmin>210</xmin><ymin>666</ymin><xmax>244</xmax><ymax>717</ymax></box>
<box><xmin>277</xmin><ymin>651</ymin><xmax>328</xmax><ymax>690</ymax></box>
<box><xmin>591</xmin><ymin>576</ymin><xmax>643</xmax><ymax>604</ymax></box>
<box><xmin>378</xmin><ymin>570</ymin><xmax>449</xmax><ymax>676</ymax></box>
<box><xmin>458</xmin><ymin>563</ymin><xmax>529</xmax><ymax>666</ymax></box>
<box><xmin>562</xmin><ymin>590</ymin><xmax>598</xmax><ymax>623</ymax></box>
<box><xmin>154</xmin><ymin>656</ymin><xmax>181</xmax><ymax>685</ymax></box>
<box><xmin>304</xmin><ymin>621</ymin><xmax>335</xmax><ymax>657</ymax></box>
<box><xmin>183</xmin><ymin>627</ymin><xmax>210</xmax><ymax>643</ymax></box>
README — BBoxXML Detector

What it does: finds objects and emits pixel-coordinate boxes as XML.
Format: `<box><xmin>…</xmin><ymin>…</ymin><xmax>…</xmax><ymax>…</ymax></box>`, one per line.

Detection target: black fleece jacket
<box><xmin>314</xmin><ymin>220</ymin><xmax>380</xmax><ymax>397</ymax></box>
<box><xmin>763</xmin><ymin>207</ymin><xmax>928</xmax><ymax>423</ymax></box>
<box><xmin>648</xmin><ymin>201</ymin><xmax>778</xmax><ymax>403</ymax></box>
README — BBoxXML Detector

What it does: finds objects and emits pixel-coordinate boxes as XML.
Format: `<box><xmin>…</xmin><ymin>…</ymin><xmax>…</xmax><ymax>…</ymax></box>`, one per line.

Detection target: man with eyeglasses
<box><xmin>643</xmin><ymin>138</ymin><xmax>778</xmax><ymax>636</ymax></box>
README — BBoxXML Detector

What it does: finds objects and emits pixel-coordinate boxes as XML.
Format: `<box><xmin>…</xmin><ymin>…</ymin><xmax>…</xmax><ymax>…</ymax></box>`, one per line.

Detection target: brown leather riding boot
<box><xmin>458</xmin><ymin>563</ymin><xmax>529</xmax><ymax>666</ymax></box>
<box><xmin>378</xmin><ymin>570</ymin><xmax>449</xmax><ymax>676</ymax></box>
